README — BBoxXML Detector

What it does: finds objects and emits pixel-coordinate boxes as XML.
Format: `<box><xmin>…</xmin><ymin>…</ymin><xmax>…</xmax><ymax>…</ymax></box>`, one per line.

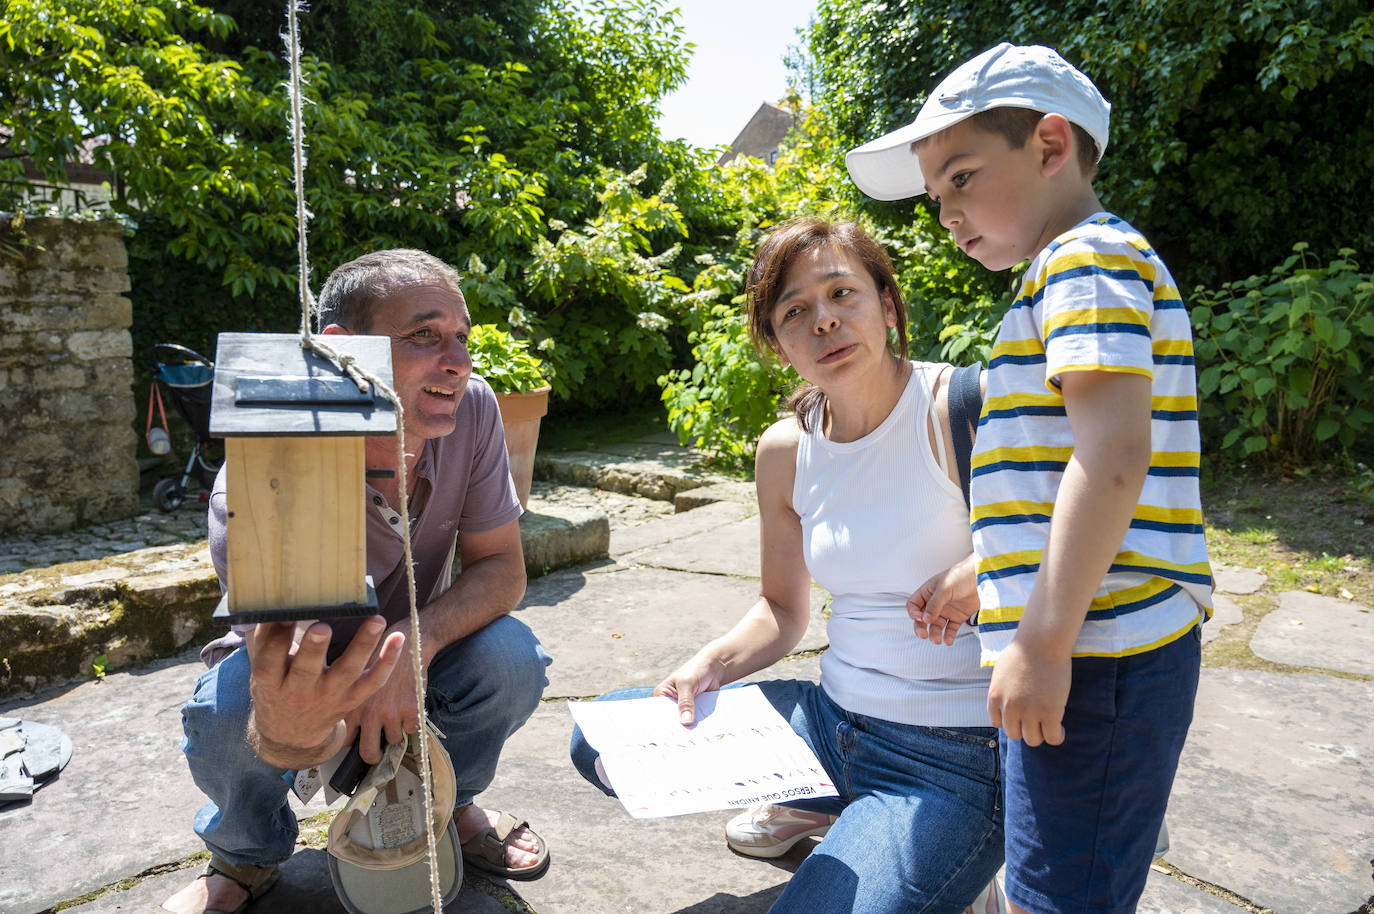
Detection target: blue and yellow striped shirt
<box><xmin>970</xmin><ymin>213</ymin><xmax>1213</xmax><ymax>663</ymax></box>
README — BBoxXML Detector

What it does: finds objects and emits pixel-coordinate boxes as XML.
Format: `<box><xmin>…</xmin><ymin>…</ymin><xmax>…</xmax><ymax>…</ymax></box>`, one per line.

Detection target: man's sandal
<box><xmin>458</xmin><ymin>806</ymin><xmax>550</xmax><ymax>881</ymax></box>
<box><xmin>179</xmin><ymin>856</ymin><xmax>280</xmax><ymax>914</ymax></box>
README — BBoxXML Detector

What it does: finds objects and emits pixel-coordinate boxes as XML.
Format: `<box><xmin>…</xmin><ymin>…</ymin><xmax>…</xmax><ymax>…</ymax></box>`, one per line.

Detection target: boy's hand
<box><xmin>907</xmin><ymin>554</ymin><xmax>980</xmax><ymax>646</ymax></box>
<box><xmin>987</xmin><ymin>633</ymin><xmax>1071</xmax><ymax>746</ymax></box>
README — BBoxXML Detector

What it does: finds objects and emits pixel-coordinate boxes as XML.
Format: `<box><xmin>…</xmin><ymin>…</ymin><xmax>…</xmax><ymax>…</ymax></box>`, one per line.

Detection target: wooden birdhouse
<box><xmin>209</xmin><ymin>332</ymin><xmax>397</xmax><ymax>625</ymax></box>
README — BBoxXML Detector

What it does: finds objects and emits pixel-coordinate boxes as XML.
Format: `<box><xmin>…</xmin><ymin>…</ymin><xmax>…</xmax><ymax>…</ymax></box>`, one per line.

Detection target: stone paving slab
<box><xmin>1212</xmin><ymin>564</ymin><xmax>1267</xmax><ymax>596</ymax></box>
<box><xmin>674</xmin><ymin>481</ymin><xmax>757</xmax><ymax>513</ymax></box>
<box><xmin>1164</xmin><ymin>669</ymin><xmax>1374</xmax><ymax>914</ymax></box>
<box><xmin>460</xmin><ymin>702</ymin><xmax>805</xmax><ymax>914</ymax></box>
<box><xmin>1200</xmin><ymin>594</ymin><xmax>1244</xmax><ymax>645</ymax></box>
<box><xmin>0</xmin><ymin>648</ymin><xmax>329</xmax><ymax>914</ymax></box>
<box><xmin>1250</xmin><ymin>591</ymin><xmax>1374</xmax><ymax>675</ymax></box>
<box><xmin>534</xmin><ymin>449</ymin><xmax>726</xmax><ymax>503</ymax></box>
<box><xmin>4</xmin><ymin>600</ymin><xmax>1344</xmax><ymax>914</ymax></box>
<box><xmin>61</xmin><ymin>850</ymin><xmax>514</xmax><ymax>914</ymax></box>
<box><xmin>519</xmin><ymin>507</ymin><xmax>609</xmax><ymax>579</ymax></box>
<box><xmin>1138</xmin><ymin>871</ymin><xmax>1248</xmax><ymax>913</ymax></box>
<box><xmin>515</xmin><ymin>564</ymin><xmax>828</xmax><ymax>700</ymax></box>
<box><xmin>612</xmin><ymin>501</ymin><xmax>753</xmax><ymax>559</ymax></box>
<box><xmin>633</xmin><ymin>517</ymin><xmax>763</xmax><ymax>580</ymax></box>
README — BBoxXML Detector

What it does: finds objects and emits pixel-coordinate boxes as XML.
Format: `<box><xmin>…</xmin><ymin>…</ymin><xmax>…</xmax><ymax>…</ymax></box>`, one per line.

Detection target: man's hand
<box><xmin>653</xmin><ymin>653</ymin><xmax>727</xmax><ymax>727</ymax></box>
<box><xmin>986</xmin><ymin>632</ymin><xmax>1071</xmax><ymax>747</ymax></box>
<box><xmin>245</xmin><ymin>616</ymin><xmax>405</xmax><ymax>769</ymax></box>
<box><xmin>907</xmin><ymin>554</ymin><xmax>980</xmax><ymax>646</ymax></box>
<box><xmin>345</xmin><ymin>619</ymin><xmax>427</xmax><ymax>765</ymax></box>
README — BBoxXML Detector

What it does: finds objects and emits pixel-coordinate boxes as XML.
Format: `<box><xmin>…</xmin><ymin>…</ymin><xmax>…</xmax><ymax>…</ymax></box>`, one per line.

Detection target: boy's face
<box><xmin>916</xmin><ymin>118</ymin><xmax>1063</xmax><ymax>271</ymax></box>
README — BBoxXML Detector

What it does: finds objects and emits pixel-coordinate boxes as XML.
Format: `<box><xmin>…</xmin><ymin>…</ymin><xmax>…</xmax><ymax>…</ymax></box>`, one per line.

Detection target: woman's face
<box><xmin>768</xmin><ymin>245</ymin><xmax>897</xmax><ymax>388</ymax></box>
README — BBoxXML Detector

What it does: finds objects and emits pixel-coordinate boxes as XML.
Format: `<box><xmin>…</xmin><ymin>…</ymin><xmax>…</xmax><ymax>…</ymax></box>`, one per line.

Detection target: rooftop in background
<box><xmin>719</xmin><ymin>102</ymin><xmax>800</xmax><ymax>166</ymax></box>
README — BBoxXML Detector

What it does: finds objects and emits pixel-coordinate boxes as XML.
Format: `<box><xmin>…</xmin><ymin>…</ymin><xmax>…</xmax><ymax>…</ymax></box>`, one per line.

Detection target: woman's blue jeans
<box><xmin>182</xmin><ymin>614</ymin><xmax>551</xmax><ymax>867</ymax></box>
<box><xmin>570</xmin><ymin>680</ymin><xmax>1004</xmax><ymax>914</ymax></box>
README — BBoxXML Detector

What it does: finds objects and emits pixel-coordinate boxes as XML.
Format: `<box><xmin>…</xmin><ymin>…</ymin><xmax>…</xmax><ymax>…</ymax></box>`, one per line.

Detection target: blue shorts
<box><xmin>1002</xmin><ymin>625</ymin><xmax>1201</xmax><ymax>914</ymax></box>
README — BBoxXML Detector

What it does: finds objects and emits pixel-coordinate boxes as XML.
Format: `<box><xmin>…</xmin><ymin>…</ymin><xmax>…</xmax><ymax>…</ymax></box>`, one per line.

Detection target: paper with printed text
<box><xmin>569</xmin><ymin>685</ymin><xmax>838</xmax><ymax>819</ymax></box>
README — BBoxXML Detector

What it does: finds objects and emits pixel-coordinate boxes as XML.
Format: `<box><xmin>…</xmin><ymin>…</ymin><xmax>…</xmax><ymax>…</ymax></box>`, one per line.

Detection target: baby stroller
<box><xmin>149</xmin><ymin>343</ymin><xmax>222</xmax><ymax>512</ymax></box>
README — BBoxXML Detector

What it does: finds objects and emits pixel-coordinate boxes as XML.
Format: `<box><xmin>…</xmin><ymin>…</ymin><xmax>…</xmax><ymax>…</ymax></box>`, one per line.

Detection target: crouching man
<box><xmin>162</xmin><ymin>249</ymin><xmax>552</xmax><ymax>914</ymax></box>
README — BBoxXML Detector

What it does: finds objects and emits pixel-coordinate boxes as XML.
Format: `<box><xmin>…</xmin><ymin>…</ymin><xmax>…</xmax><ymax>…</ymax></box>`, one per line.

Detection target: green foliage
<box><xmin>1355</xmin><ymin>463</ymin><xmax>1374</xmax><ymax>508</ymax></box>
<box><xmin>465</xmin><ymin>165</ymin><xmax>693</xmax><ymax>406</ymax></box>
<box><xmin>467</xmin><ymin>324</ymin><xmax>548</xmax><ymax>395</ymax></box>
<box><xmin>6</xmin><ymin>0</ymin><xmax>705</xmax><ymax>410</ymax></box>
<box><xmin>1191</xmin><ymin>244</ymin><xmax>1374</xmax><ymax>462</ymax></box>
<box><xmin>659</xmin><ymin>257</ymin><xmax>794</xmax><ymax>471</ymax></box>
<box><xmin>0</xmin><ymin>0</ymin><xmax>243</xmax><ymax>214</ymax></box>
<box><xmin>806</xmin><ymin>0</ymin><xmax>1374</xmax><ymax>288</ymax></box>
<box><xmin>873</xmin><ymin>220</ymin><xmax>1010</xmax><ymax>365</ymax></box>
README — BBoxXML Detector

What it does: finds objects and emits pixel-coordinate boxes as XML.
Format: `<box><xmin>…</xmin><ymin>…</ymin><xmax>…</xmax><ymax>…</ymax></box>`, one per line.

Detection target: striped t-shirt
<box><xmin>970</xmin><ymin>212</ymin><xmax>1212</xmax><ymax>664</ymax></box>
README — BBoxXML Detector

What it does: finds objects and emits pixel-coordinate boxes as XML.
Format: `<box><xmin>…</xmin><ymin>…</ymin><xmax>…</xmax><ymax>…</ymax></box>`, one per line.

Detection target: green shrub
<box><xmin>658</xmin><ymin>258</ymin><xmax>793</xmax><ymax>472</ymax></box>
<box><xmin>873</xmin><ymin>220</ymin><xmax>1009</xmax><ymax>365</ymax></box>
<box><xmin>467</xmin><ymin>324</ymin><xmax>550</xmax><ymax>394</ymax></box>
<box><xmin>1191</xmin><ymin>244</ymin><xmax>1374</xmax><ymax>462</ymax></box>
<box><xmin>805</xmin><ymin>0</ymin><xmax>1374</xmax><ymax>289</ymax></box>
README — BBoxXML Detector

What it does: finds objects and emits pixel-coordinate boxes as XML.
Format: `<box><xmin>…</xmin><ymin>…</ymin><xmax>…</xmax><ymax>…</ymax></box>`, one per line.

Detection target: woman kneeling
<box><xmin>571</xmin><ymin>218</ymin><xmax>1003</xmax><ymax>914</ymax></box>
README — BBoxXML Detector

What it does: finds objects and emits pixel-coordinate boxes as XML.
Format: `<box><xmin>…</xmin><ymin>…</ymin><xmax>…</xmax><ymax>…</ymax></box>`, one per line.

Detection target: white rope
<box><xmin>283</xmin><ymin>3</ymin><xmax>443</xmax><ymax>911</ymax></box>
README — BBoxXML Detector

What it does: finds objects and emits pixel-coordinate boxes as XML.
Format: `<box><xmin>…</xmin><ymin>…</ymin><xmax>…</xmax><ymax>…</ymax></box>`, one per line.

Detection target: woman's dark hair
<box><xmin>745</xmin><ymin>217</ymin><xmax>909</xmax><ymax>431</ymax></box>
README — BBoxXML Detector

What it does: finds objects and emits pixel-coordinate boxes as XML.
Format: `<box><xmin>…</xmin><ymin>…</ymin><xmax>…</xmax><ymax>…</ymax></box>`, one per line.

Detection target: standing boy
<box><xmin>846</xmin><ymin>44</ymin><xmax>1213</xmax><ymax>913</ymax></box>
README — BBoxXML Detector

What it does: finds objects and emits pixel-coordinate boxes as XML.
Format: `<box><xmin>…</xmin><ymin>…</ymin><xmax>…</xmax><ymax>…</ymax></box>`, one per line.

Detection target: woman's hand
<box><xmin>907</xmin><ymin>553</ymin><xmax>980</xmax><ymax>646</ymax></box>
<box><xmin>653</xmin><ymin>651</ymin><xmax>727</xmax><ymax>726</ymax></box>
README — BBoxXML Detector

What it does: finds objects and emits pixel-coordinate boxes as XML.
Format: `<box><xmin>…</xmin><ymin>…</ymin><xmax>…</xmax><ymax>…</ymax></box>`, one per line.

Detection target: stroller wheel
<box><xmin>153</xmin><ymin>478</ymin><xmax>187</xmax><ymax>513</ymax></box>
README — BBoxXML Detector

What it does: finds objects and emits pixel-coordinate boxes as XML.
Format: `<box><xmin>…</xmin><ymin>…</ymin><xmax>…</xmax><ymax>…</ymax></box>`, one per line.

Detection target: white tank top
<box><xmin>794</xmin><ymin>361</ymin><xmax>992</xmax><ymax>727</ymax></box>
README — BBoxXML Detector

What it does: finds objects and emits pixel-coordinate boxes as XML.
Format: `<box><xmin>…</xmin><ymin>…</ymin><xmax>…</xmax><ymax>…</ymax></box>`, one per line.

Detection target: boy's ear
<box><xmin>1034</xmin><ymin>113</ymin><xmax>1076</xmax><ymax>179</ymax></box>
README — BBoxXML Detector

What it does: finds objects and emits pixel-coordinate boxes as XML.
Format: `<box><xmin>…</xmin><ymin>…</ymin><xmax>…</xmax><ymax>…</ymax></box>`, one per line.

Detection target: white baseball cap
<box><xmin>327</xmin><ymin>723</ymin><xmax>462</xmax><ymax>914</ymax></box>
<box><xmin>845</xmin><ymin>43</ymin><xmax>1111</xmax><ymax>201</ymax></box>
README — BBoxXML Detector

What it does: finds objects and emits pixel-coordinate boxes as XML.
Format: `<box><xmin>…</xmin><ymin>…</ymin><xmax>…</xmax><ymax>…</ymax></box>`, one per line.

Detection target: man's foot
<box><xmin>455</xmin><ymin>803</ymin><xmax>550</xmax><ymax>879</ymax></box>
<box><xmin>158</xmin><ymin>858</ymin><xmax>280</xmax><ymax>914</ymax></box>
<box><xmin>160</xmin><ymin>872</ymin><xmax>245</xmax><ymax>914</ymax></box>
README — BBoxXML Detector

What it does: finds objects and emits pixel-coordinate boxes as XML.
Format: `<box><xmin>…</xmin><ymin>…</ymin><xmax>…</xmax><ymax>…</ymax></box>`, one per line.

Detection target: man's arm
<box><xmin>986</xmin><ymin>369</ymin><xmax>1152</xmax><ymax>746</ymax></box>
<box><xmin>349</xmin><ymin>518</ymin><xmax>526</xmax><ymax>762</ymax></box>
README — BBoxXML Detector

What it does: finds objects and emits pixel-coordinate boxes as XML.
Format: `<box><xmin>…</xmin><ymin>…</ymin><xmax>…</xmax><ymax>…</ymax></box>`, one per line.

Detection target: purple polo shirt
<box><xmin>202</xmin><ymin>374</ymin><xmax>522</xmax><ymax>666</ymax></box>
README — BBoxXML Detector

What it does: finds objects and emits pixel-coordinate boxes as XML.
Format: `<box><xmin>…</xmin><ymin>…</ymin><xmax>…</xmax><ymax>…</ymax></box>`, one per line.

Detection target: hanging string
<box><xmin>283</xmin><ymin>3</ymin><xmax>443</xmax><ymax>911</ymax></box>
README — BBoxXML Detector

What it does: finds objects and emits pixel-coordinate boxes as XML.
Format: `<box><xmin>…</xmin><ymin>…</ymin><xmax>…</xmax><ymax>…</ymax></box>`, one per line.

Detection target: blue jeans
<box><xmin>182</xmin><ymin>614</ymin><xmax>551</xmax><ymax>867</ymax></box>
<box><xmin>570</xmin><ymin>681</ymin><xmax>1004</xmax><ymax>914</ymax></box>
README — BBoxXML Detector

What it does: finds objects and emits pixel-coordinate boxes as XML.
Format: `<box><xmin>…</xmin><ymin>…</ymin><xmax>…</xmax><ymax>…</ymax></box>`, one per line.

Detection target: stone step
<box><xmin>534</xmin><ymin>442</ymin><xmax>732</xmax><ymax>503</ymax></box>
<box><xmin>0</xmin><ymin>494</ymin><xmax>611</xmax><ymax>699</ymax></box>
<box><xmin>0</xmin><ymin>438</ymin><xmax>733</xmax><ymax>699</ymax></box>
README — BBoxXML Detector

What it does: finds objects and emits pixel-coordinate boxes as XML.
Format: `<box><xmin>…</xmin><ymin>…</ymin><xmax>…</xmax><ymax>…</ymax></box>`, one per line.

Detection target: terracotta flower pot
<box><xmin>493</xmin><ymin>386</ymin><xmax>550</xmax><ymax>509</ymax></box>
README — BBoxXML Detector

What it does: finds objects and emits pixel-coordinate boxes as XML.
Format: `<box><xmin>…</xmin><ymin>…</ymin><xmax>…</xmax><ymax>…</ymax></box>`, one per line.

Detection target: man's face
<box><xmin>917</xmin><ymin>118</ymin><xmax>1058</xmax><ymax>271</ymax></box>
<box><xmin>361</xmin><ymin>281</ymin><xmax>473</xmax><ymax>442</ymax></box>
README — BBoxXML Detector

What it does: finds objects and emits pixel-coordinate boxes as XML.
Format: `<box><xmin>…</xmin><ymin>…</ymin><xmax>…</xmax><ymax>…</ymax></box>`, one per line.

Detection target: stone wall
<box><xmin>0</xmin><ymin>217</ymin><xmax>138</xmax><ymax>536</ymax></box>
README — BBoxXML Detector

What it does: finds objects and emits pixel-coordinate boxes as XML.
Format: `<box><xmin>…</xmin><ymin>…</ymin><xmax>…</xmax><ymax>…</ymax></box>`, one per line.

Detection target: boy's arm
<box><xmin>987</xmin><ymin>368</ymin><xmax>1152</xmax><ymax>746</ymax></box>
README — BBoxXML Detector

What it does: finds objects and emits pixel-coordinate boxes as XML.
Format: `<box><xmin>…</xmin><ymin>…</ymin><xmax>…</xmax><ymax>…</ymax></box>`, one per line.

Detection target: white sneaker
<box><xmin>724</xmin><ymin>803</ymin><xmax>836</xmax><ymax>858</ymax></box>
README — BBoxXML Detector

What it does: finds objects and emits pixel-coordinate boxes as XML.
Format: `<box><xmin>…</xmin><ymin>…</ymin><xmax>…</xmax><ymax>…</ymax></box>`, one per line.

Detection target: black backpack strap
<box><xmin>947</xmin><ymin>365</ymin><xmax>983</xmax><ymax>509</ymax></box>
